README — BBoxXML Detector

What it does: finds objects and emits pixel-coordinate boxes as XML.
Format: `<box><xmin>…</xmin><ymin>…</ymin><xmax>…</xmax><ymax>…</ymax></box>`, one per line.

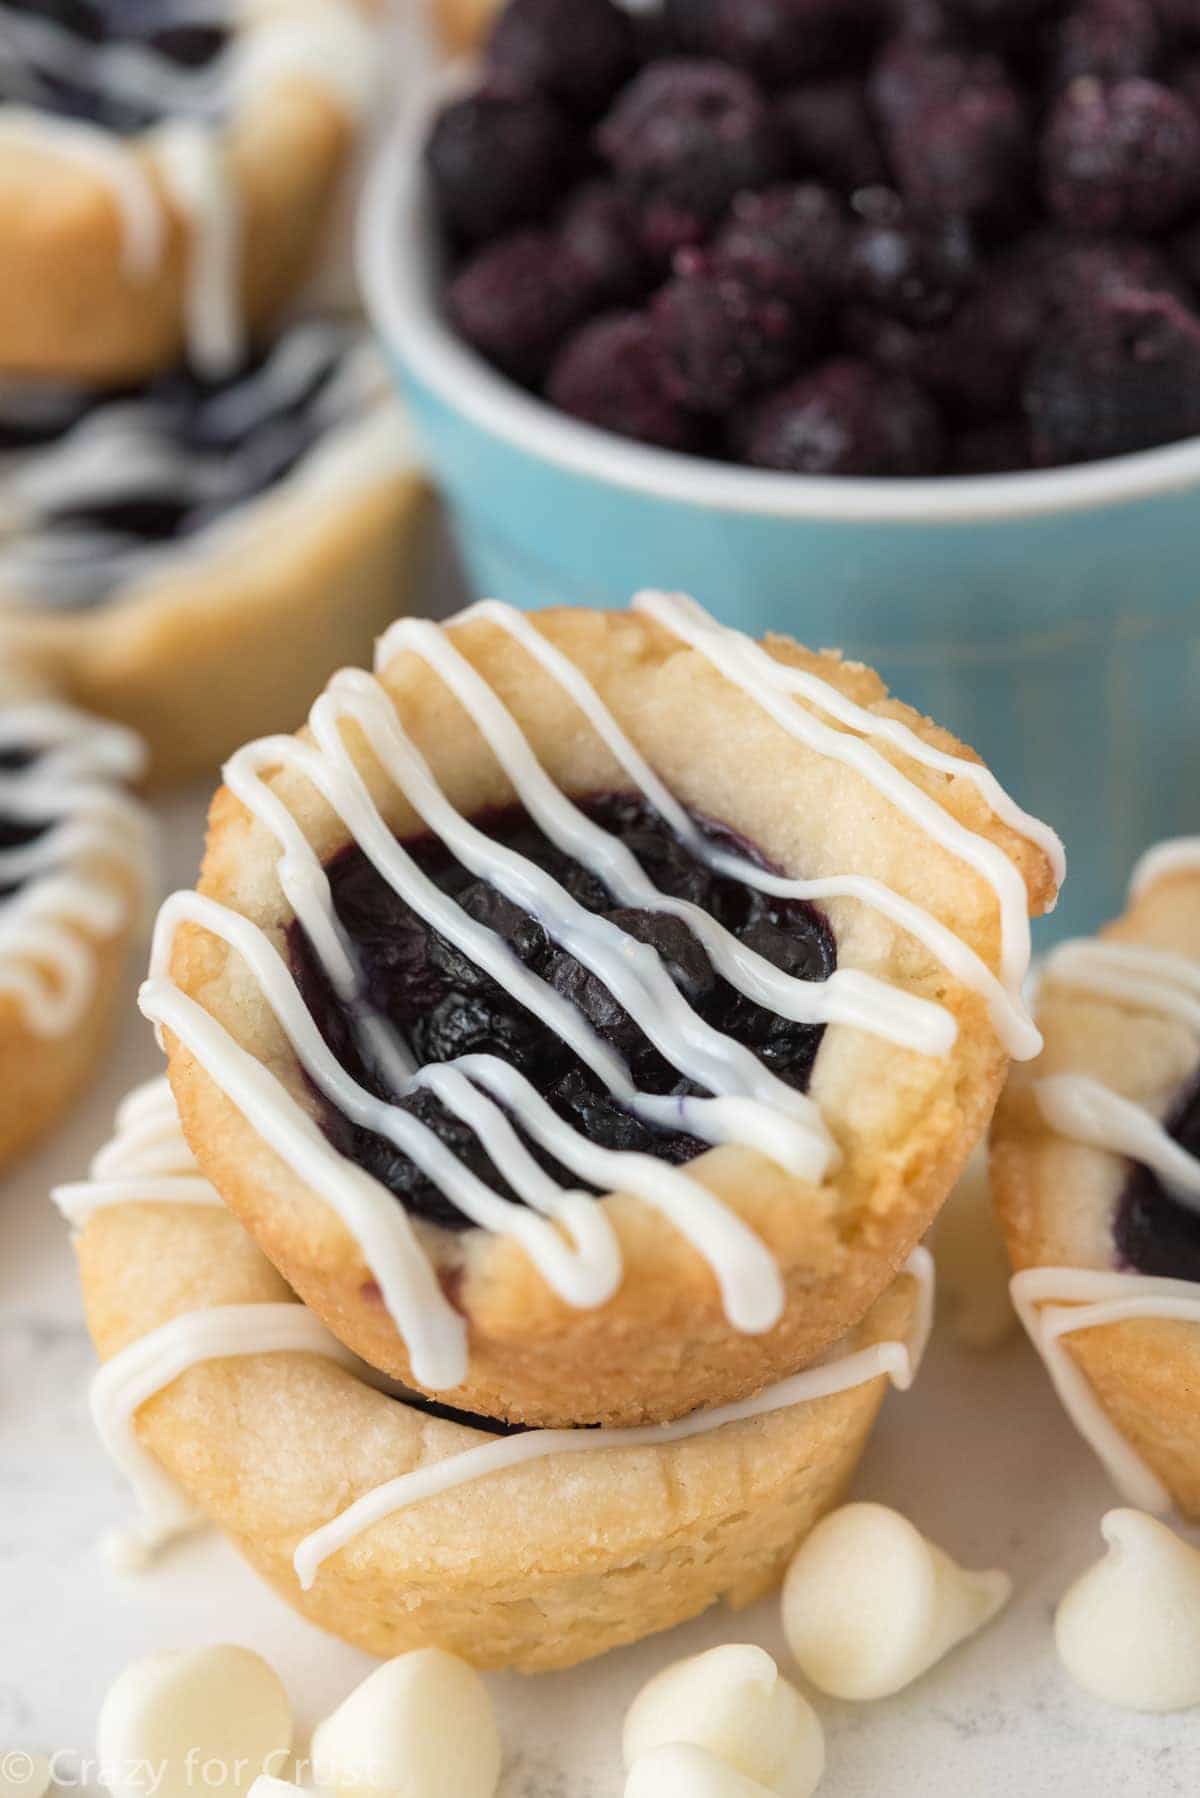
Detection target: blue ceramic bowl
<box><xmin>361</xmin><ymin>98</ymin><xmax>1200</xmax><ymax>940</ymax></box>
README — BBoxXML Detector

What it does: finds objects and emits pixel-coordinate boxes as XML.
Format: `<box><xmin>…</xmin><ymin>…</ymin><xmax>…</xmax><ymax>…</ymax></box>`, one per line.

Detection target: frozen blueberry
<box><xmin>596</xmin><ymin>60</ymin><xmax>783</xmax><ymax>254</ymax></box>
<box><xmin>838</xmin><ymin>304</ymin><xmax>944</xmax><ymax>387</ymax></box>
<box><xmin>1177</xmin><ymin>56</ymin><xmax>1200</xmax><ymax>119</ymax></box>
<box><xmin>1172</xmin><ymin>217</ymin><xmax>1200</xmax><ymax>294</ymax></box>
<box><xmin>1023</xmin><ymin>289</ymin><xmax>1200</xmax><ymax>464</ymax></box>
<box><xmin>868</xmin><ymin>38</ymin><xmax>1006</xmax><ymax>129</ymax></box>
<box><xmin>888</xmin><ymin>77</ymin><xmax>1029</xmax><ymax>217</ymax></box>
<box><xmin>1051</xmin><ymin>0</ymin><xmax>1161</xmax><ymax>84</ymax></box>
<box><xmin>932</xmin><ymin>255</ymin><xmax>1049</xmax><ymax>417</ymax></box>
<box><xmin>950</xmin><ymin>419</ymin><xmax>1032</xmax><ymax>471</ymax></box>
<box><xmin>1148</xmin><ymin>0</ymin><xmax>1200</xmax><ymax>41</ymax></box>
<box><xmin>712</xmin><ymin>183</ymin><xmax>847</xmax><ymax>307</ymax></box>
<box><xmin>425</xmin><ymin>87</ymin><xmax>571</xmax><ymax>243</ymax></box>
<box><xmin>884</xmin><ymin>0</ymin><xmax>954</xmax><ymax>34</ymax></box>
<box><xmin>547</xmin><ymin>311</ymin><xmax>701</xmax><ymax>450</ymax></box>
<box><xmin>663</xmin><ymin>0</ymin><xmax>883</xmax><ymax>84</ymax></box>
<box><xmin>846</xmin><ymin>188</ymin><xmax>976</xmax><ymax>326</ymax></box>
<box><xmin>487</xmin><ymin>0</ymin><xmax>635</xmax><ymax>115</ymax></box>
<box><xmin>1039</xmin><ymin>234</ymin><xmax>1189</xmax><ymax>309</ymax></box>
<box><xmin>774</xmin><ymin>78</ymin><xmax>887</xmax><ymax>190</ymax></box>
<box><xmin>558</xmin><ymin>181</ymin><xmax>648</xmax><ymax>307</ymax></box>
<box><xmin>938</xmin><ymin>0</ymin><xmax>1057</xmax><ymax>40</ymax></box>
<box><xmin>1041</xmin><ymin>77</ymin><xmax>1200</xmax><ymax>233</ymax></box>
<box><xmin>738</xmin><ymin>356</ymin><xmax>945</xmax><ymax>473</ymax></box>
<box><xmin>447</xmin><ymin>231</ymin><xmax>589</xmax><ymax>381</ymax></box>
<box><xmin>651</xmin><ymin>260</ymin><xmax>803</xmax><ymax>412</ymax></box>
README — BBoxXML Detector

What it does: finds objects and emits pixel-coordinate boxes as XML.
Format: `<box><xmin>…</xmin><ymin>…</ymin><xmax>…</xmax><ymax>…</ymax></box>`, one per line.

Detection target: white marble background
<box><xmin>1</xmin><ymin>789</ymin><xmax>1198</xmax><ymax>1798</ymax></box>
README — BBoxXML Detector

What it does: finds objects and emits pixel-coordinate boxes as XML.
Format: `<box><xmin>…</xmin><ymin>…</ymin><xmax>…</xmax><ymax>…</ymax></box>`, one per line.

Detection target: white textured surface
<box><xmin>1</xmin><ymin>790</ymin><xmax>1199</xmax><ymax>1796</ymax></box>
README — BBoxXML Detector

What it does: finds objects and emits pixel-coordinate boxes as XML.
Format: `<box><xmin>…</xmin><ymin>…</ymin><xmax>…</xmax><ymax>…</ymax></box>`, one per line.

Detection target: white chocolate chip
<box><xmin>781</xmin><ymin>1504</ymin><xmax>1012</xmax><ymax>1700</ymax></box>
<box><xmin>625</xmin><ymin>1744</ymin><xmax>777</xmax><ymax>1798</ymax></box>
<box><xmin>97</xmin><ymin>1646</ymin><xmax>292</xmax><ymax>1798</ymax></box>
<box><xmin>1</xmin><ymin>1753</ymin><xmax>51</xmax><ymax>1798</ymax></box>
<box><xmin>309</xmin><ymin>1649</ymin><xmax>500</xmax><ymax>1798</ymax></box>
<box><xmin>1055</xmin><ymin>1509</ymin><xmax>1200</xmax><ymax>1712</ymax></box>
<box><xmin>931</xmin><ymin>1146</ymin><xmax>1015</xmax><ymax>1349</ymax></box>
<box><xmin>622</xmin><ymin>1644</ymin><xmax>824</xmax><ymax>1798</ymax></box>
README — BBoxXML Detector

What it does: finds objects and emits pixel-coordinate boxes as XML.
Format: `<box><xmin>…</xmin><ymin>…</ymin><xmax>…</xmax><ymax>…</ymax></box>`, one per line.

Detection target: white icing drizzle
<box><xmin>0</xmin><ymin>328</ymin><xmax>408</xmax><ymax>611</ymax></box>
<box><xmin>54</xmin><ymin>1077</ymin><xmax>221</xmax><ymax>1224</ymax></box>
<box><xmin>94</xmin><ymin>1301</ymin><xmax>367</xmax><ymax>1566</ymax></box>
<box><xmin>416</xmin><ymin>601</ymin><xmax>1045</xmax><ymax>1062</ymax></box>
<box><xmin>150</xmin><ymin>120</ymin><xmax>244</xmax><ymax>380</ymax></box>
<box><xmin>379</xmin><ymin>618</ymin><xmax>958</xmax><ymax>1060</ymax></box>
<box><xmin>1034</xmin><ymin>1077</ymin><xmax>1200</xmax><ymax>1211</ymax></box>
<box><xmin>0</xmin><ymin>109</ymin><xmax>164</xmax><ymax>277</ymax></box>
<box><xmin>0</xmin><ymin>704</ymin><xmax>150</xmax><ymax>1036</ymax></box>
<box><xmin>1010</xmin><ymin>1266</ymin><xmax>1200</xmax><ymax>1513</ymax></box>
<box><xmin>66</xmin><ymin>1078</ymin><xmax>934</xmax><ymax>1579</ymax></box>
<box><xmin>292</xmin><ymin>1244</ymin><xmax>935</xmax><ymax>1591</ymax></box>
<box><xmin>633</xmin><ymin>591</ymin><xmax>1059</xmax><ymax>998</ymax></box>
<box><xmin>0</xmin><ymin>0</ymin><xmax>379</xmax><ymax>372</ymax></box>
<box><xmin>138</xmin><ymin>594</ymin><xmax>1054</xmax><ymax>1386</ymax></box>
<box><xmin>1043</xmin><ymin>938</ymin><xmax>1200</xmax><ymax>1035</ymax></box>
<box><xmin>1130</xmin><ymin>837</ymin><xmax>1200</xmax><ymax>899</ymax></box>
<box><xmin>228</xmin><ymin>1</ymin><xmax>379</xmax><ymax>118</ymax></box>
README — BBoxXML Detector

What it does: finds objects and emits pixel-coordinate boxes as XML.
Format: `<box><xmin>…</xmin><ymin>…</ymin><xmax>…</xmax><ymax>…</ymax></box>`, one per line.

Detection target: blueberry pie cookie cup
<box><xmin>68</xmin><ymin>1080</ymin><xmax>928</xmax><ymax>1672</ymax></box>
<box><xmin>0</xmin><ymin>690</ymin><xmax>151</xmax><ymax>1169</ymax></box>
<box><xmin>147</xmin><ymin>594</ymin><xmax>1059</xmax><ymax>1428</ymax></box>
<box><xmin>0</xmin><ymin>0</ymin><xmax>385</xmax><ymax>385</ymax></box>
<box><xmin>993</xmin><ymin>844</ymin><xmax>1200</xmax><ymax>1517</ymax></box>
<box><xmin>0</xmin><ymin>320</ymin><xmax>430</xmax><ymax>786</ymax></box>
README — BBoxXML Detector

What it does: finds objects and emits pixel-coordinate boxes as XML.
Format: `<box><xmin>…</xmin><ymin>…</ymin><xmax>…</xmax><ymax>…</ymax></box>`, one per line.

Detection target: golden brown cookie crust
<box><xmin>992</xmin><ymin>866</ymin><xmax>1200</xmax><ymax>1517</ymax></box>
<box><xmin>2</xmin><ymin>465</ymin><xmax>431</xmax><ymax>789</ymax></box>
<box><xmin>0</xmin><ymin>1</ymin><xmax>383</xmax><ymax>384</ymax></box>
<box><xmin>432</xmin><ymin>0</ymin><xmax>500</xmax><ymax>52</ymax></box>
<box><xmin>165</xmin><ymin>603</ymin><xmax>1055</xmax><ymax>1427</ymax></box>
<box><xmin>76</xmin><ymin>1190</ymin><xmax>919</xmax><ymax>1671</ymax></box>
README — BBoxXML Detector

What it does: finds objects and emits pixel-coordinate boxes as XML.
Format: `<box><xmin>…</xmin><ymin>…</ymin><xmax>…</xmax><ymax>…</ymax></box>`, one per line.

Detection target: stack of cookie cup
<box><xmin>66</xmin><ymin>596</ymin><xmax>1062</xmax><ymax>1671</ymax></box>
<box><xmin>0</xmin><ymin>0</ymin><xmax>430</xmax><ymax>786</ymax></box>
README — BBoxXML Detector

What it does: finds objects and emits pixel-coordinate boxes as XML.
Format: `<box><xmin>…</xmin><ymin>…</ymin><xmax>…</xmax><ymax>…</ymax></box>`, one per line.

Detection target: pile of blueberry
<box><xmin>424</xmin><ymin>0</ymin><xmax>1200</xmax><ymax>475</ymax></box>
<box><xmin>290</xmin><ymin>796</ymin><xmax>836</xmax><ymax>1225</ymax></box>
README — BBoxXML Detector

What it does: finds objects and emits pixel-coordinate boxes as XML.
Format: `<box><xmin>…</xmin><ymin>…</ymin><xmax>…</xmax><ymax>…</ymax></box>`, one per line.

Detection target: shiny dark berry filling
<box><xmin>0</xmin><ymin>323</ymin><xmax>363</xmax><ymax>607</ymax></box>
<box><xmin>1114</xmin><ymin>1068</ymin><xmax>1200</xmax><ymax>1281</ymax></box>
<box><xmin>288</xmin><ymin>795</ymin><xmax>836</xmax><ymax>1231</ymax></box>
<box><xmin>426</xmin><ymin>0</ymin><xmax>1200</xmax><ymax>474</ymax></box>
<box><xmin>1</xmin><ymin>1</ymin><xmax>229</xmax><ymax>135</ymax></box>
<box><xmin>0</xmin><ymin>747</ymin><xmax>51</xmax><ymax>899</ymax></box>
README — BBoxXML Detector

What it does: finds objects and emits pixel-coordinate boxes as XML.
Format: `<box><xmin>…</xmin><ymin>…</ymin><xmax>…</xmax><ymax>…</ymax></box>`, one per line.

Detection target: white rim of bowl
<box><xmin>359</xmin><ymin>66</ymin><xmax>1200</xmax><ymax>526</ymax></box>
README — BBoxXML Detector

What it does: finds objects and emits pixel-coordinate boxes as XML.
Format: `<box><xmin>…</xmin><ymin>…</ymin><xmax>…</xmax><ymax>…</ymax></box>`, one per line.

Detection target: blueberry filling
<box><xmin>1</xmin><ymin>1</ymin><xmax>229</xmax><ymax>135</ymax></box>
<box><xmin>287</xmin><ymin>794</ymin><xmax>836</xmax><ymax>1231</ymax></box>
<box><xmin>397</xmin><ymin>1392</ymin><xmax>529</xmax><ymax>1437</ymax></box>
<box><xmin>0</xmin><ymin>322</ymin><xmax>366</xmax><ymax>608</ymax></box>
<box><xmin>0</xmin><ymin>746</ymin><xmax>51</xmax><ymax>899</ymax></box>
<box><xmin>1114</xmin><ymin>1068</ymin><xmax>1200</xmax><ymax>1281</ymax></box>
